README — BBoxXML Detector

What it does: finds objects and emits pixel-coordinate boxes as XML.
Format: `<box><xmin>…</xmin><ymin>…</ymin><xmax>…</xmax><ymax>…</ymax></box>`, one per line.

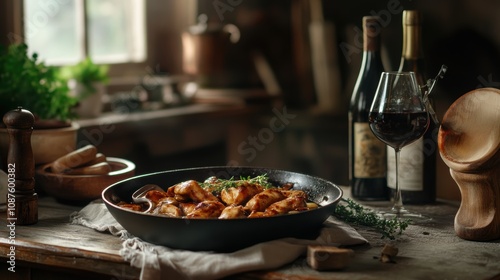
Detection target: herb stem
<box><xmin>334</xmin><ymin>198</ymin><xmax>410</xmax><ymax>240</ymax></box>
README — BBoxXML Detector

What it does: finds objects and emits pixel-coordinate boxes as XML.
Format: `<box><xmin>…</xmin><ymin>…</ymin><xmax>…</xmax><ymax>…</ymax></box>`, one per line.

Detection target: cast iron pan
<box><xmin>102</xmin><ymin>166</ymin><xmax>343</xmax><ymax>252</ymax></box>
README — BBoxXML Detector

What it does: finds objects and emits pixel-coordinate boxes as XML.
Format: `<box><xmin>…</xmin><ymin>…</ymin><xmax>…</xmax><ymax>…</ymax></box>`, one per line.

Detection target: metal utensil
<box><xmin>422</xmin><ymin>64</ymin><xmax>448</xmax><ymax>124</ymax></box>
<box><xmin>131</xmin><ymin>184</ymin><xmax>164</xmax><ymax>212</ymax></box>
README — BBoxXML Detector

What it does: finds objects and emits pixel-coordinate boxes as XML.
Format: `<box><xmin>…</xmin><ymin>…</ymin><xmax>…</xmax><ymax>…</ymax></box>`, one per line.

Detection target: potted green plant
<box><xmin>0</xmin><ymin>43</ymin><xmax>79</xmax><ymax>165</ymax></box>
<box><xmin>59</xmin><ymin>57</ymin><xmax>109</xmax><ymax>118</ymax></box>
<box><xmin>0</xmin><ymin>43</ymin><xmax>77</xmax><ymax>126</ymax></box>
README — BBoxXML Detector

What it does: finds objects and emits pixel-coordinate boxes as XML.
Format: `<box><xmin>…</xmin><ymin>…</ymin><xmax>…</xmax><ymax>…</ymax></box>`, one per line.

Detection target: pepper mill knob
<box><xmin>3</xmin><ymin>107</ymin><xmax>38</xmax><ymax>225</ymax></box>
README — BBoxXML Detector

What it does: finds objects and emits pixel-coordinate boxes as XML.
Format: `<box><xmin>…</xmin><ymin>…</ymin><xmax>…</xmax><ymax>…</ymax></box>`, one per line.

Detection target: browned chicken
<box><xmin>220</xmin><ymin>182</ymin><xmax>263</xmax><ymax>205</ymax></box>
<box><xmin>245</xmin><ymin>188</ymin><xmax>286</xmax><ymax>212</ymax></box>
<box><xmin>203</xmin><ymin>176</ymin><xmax>219</xmax><ymax>184</ymax></box>
<box><xmin>153</xmin><ymin>203</ymin><xmax>182</xmax><ymax>217</ymax></box>
<box><xmin>247</xmin><ymin>211</ymin><xmax>267</xmax><ymax>218</ymax></box>
<box><xmin>186</xmin><ymin>201</ymin><xmax>225</xmax><ymax>218</ymax></box>
<box><xmin>157</xmin><ymin>196</ymin><xmax>179</xmax><ymax>206</ymax></box>
<box><xmin>121</xmin><ymin>177</ymin><xmax>319</xmax><ymax>219</ymax></box>
<box><xmin>281</xmin><ymin>189</ymin><xmax>307</xmax><ymax>198</ymax></box>
<box><xmin>219</xmin><ymin>205</ymin><xmax>247</xmax><ymax>219</ymax></box>
<box><xmin>199</xmin><ymin>176</ymin><xmax>219</xmax><ymax>193</ymax></box>
<box><xmin>179</xmin><ymin>202</ymin><xmax>197</xmax><ymax>216</ymax></box>
<box><xmin>264</xmin><ymin>196</ymin><xmax>308</xmax><ymax>216</ymax></box>
<box><xmin>145</xmin><ymin>189</ymin><xmax>169</xmax><ymax>204</ymax></box>
<box><xmin>167</xmin><ymin>180</ymin><xmax>219</xmax><ymax>203</ymax></box>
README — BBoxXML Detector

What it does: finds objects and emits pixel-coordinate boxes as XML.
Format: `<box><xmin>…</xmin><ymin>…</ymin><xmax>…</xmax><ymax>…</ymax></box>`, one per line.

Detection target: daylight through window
<box><xmin>24</xmin><ymin>0</ymin><xmax>146</xmax><ymax>65</ymax></box>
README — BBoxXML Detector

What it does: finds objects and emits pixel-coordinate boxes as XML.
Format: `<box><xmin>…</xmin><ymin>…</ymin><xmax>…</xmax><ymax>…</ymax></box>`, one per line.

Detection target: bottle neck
<box><xmin>401</xmin><ymin>24</ymin><xmax>423</xmax><ymax>60</ymax></box>
<box><xmin>361</xmin><ymin>49</ymin><xmax>383</xmax><ymax>68</ymax></box>
<box><xmin>362</xmin><ymin>16</ymin><xmax>382</xmax><ymax>53</ymax></box>
<box><xmin>399</xmin><ymin>21</ymin><xmax>425</xmax><ymax>84</ymax></box>
<box><xmin>364</xmin><ymin>34</ymin><xmax>380</xmax><ymax>53</ymax></box>
<box><xmin>363</xmin><ymin>31</ymin><xmax>382</xmax><ymax>67</ymax></box>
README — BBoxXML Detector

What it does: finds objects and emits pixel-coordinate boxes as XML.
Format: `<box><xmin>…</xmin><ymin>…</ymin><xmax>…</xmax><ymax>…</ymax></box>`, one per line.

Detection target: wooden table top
<box><xmin>0</xmin><ymin>197</ymin><xmax>139</xmax><ymax>279</ymax></box>
<box><xmin>1</xmin><ymin>189</ymin><xmax>500</xmax><ymax>280</ymax></box>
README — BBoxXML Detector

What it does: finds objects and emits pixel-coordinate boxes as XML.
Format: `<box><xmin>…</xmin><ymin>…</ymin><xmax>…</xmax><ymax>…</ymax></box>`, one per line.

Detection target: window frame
<box><xmin>4</xmin><ymin>0</ymin><xmax>198</xmax><ymax>85</ymax></box>
<box><xmin>18</xmin><ymin>0</ymin><xmax>148</xmax><ymax>78</ymax></box>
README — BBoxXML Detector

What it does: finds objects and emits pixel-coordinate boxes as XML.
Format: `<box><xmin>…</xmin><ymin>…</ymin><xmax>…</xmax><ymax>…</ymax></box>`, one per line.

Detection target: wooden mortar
<box><xmin>438</xmin><ymin>88</ymin><xmax>500</xmax><ymax>241</ymax></box>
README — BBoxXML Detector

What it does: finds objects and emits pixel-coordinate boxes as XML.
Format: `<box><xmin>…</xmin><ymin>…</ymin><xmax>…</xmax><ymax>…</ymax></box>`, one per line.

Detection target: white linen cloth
<box><xmin>70</xmin><ymin>200</ymin><xmax>368</xmax><ymax>280</ymax></box>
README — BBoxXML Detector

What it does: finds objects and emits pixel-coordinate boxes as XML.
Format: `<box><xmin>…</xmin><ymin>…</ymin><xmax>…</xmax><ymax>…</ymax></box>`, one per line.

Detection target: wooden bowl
<box><xmin>35</xmin><ymin>157</ymin><xmax>136</xmax><ymax>203</ymax></box>
<box><xmin>0</xmin><ymin>122</ymin><xmax>79</xmax><ymax>166</ymax></box>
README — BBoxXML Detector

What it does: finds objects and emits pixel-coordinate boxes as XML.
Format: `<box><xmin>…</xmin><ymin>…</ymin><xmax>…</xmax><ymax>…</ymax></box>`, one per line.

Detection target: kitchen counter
<box><xmin>75</xmin><ymin>103</ymin><xmax>265</xmax><ymax>175</ymax></box>
<box><xmin>1</xmin><ymin>187</ymin><xmax>499</xmax><ymax>280</ymax></box>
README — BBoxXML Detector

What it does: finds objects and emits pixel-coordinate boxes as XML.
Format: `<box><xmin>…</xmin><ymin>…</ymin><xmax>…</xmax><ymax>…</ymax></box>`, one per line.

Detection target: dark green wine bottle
<box><xmin>349</xmin><ymin>16</ymin><xmax>388</xmax><ymax>200</ymax></box>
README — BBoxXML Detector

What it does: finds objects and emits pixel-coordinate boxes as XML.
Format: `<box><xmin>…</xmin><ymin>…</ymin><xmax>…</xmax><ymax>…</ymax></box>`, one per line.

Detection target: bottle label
<box><xmin>353</xmin><ymin>122</ymin><xmax>386</xmax><ymax>178</ymax></box>
<box><xmin>387</xmin><ymin>138</ymin><xmax>424</xmax><ymax>191</ymax></box>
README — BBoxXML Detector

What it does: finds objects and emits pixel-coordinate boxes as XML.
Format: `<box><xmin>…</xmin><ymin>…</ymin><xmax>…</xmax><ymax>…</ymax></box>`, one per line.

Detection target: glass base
<box><xmin>378</xmin><ymin>207</ymin><xmax>432</xmax><ymax>224</ymax></box>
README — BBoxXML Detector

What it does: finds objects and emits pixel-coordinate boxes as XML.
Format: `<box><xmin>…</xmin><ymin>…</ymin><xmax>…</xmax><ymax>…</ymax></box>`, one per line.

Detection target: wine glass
<box><xmin>368</xmin><ymin>71</ymin><xmax>430</xmax><ymax>219</ymax></box>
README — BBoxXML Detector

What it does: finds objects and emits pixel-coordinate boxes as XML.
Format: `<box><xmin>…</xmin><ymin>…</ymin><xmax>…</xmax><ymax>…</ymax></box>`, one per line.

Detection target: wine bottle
<box><xmin>349</xmin><ymin>16</ymin><xmax>388</xmax><ymax>200</ymax></box>
<box><xmin>386</xmin><ymin>10</ymin><xmax>436</xmax><ymax>204</ymax></box>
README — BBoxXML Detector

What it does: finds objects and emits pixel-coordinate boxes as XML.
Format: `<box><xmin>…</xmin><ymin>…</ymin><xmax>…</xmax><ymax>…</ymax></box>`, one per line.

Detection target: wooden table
<box><xmin>0</xmin><ymin>197</ymin><xmax>139</xmax><ymax>280</ymax></box>
<box><xmin>1</xmin><ymin>188</ymin><xmax>499</xmax><ymax>280</ymax></box>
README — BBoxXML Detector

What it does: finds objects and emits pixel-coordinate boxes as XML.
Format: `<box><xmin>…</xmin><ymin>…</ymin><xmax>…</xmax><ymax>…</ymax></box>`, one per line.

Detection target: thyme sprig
<box><xmin>201</xmin><ymin>174</ymin><xmax>274</xmax><ymax>193</ymax></box>
<box><xmin>334</xmin><ymin>198</ymin><xmax>410</xmax><ymax>240</ymax></box>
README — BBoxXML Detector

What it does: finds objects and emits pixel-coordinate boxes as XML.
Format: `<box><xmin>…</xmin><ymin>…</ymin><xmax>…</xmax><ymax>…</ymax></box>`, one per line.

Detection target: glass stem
<box><xmin>392</xmin><ymin>148</ymin><xmax>404</xmax><ymax>213</ymax></box>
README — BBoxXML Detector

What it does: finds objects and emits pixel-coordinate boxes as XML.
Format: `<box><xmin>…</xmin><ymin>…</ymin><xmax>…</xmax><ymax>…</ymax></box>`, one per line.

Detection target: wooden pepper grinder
<box><xmin>3</xmin><ymin>107</ymin><xmax>38</xmax><ymax>225</ymax></box>
<box><xmin>438</xmin><ymin>88</ymin><xmax>500</xmax><ymax>241</ymax></box>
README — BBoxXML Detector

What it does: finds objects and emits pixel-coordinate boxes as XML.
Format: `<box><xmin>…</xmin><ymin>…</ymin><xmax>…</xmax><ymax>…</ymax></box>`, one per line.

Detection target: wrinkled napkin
<box><xmin>70</xmin><ymin>200</ymin><xmax>368</xmax><ymax>280</ymax></box>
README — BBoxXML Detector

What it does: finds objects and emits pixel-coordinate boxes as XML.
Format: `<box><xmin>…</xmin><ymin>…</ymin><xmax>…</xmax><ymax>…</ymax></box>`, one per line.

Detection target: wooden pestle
<box><xmin>3</xmin><ymin>107</ymin><xmax>38</xmax><ymax>225</ymax></box>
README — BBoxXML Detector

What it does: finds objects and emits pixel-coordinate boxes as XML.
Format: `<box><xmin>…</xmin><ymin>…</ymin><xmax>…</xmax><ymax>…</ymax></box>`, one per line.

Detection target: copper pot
<box><xmin>181</xmin><ymin>14</ymin><xmax>240</xmax><ymax>76</ymax></box>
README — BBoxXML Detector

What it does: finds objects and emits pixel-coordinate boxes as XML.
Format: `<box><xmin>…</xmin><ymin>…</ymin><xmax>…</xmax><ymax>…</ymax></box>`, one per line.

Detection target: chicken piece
<box><xmin>219</xmin><ymin>205</ymin><xmax>247</xmax><ymax>219</ymax></box>
<box><xmin>186</xmin><ymin>201</ymin><xmax>225</xmax><ymax>219</ymax></box>
<box><xmin>200</xmin><ymin>176</ymin><xmax>220</xmax><ymax>193</ymax></box>
<box><xmin>264</xmin><ymin>196</ymin><xmax>308</xmax><ymax>216</ymax></box>
<box><xmin>166</xmin><ymin>180</ymin><xmax>219</xmax><ymax>203</ymax></box>
<box><xmin>247</xmin><ymin>211</ymin><xmax>267</xmax><ymax>218</ymax></box>
<box><xmin>220</xmin><ymin>182</ymin><xmax>263</xmax><ymax>205</ymax></box>
<box><xmin>157</xmin><ymin>196</ymin><xmax>179</xmax><ymax>206</ymax></box>
<box><xmin>280</xmin><ymin>189</ymin><xmax>308</xmax><ymax>199</ymax></box>
<box><xmin>204</xmin><ymin>176</ymin><xmax>219</xmax><ymax>184</ymax></box>
<box><xmin>179</xmin><ymin>202</ymin><xmax>197</xmax><ymax>216</ymax></box>
<box><xmin>145</xmin><ymin>189</ymin><xmax>169</xmax><ymax>204</ymax></box>
<box><xmin>245</xmin><ymin>188</ymin><xmax>286</xmax><ymax>212</ymax></box>
<box><xmin>280</xmin><ymin>182</ymin><xmax>294</xmax><ymax>190</ymax></box>
<box><xmin>153</xmin><ymin>203</ymin><xmax>183</xmax><ymax>217</ymax></box>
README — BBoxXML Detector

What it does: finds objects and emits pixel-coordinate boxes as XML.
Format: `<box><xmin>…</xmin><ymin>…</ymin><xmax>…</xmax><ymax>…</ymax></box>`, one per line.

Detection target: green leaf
<box><xmin>200</xmin><ymin>174</ymin><xmax>274</xmax><ymax>193</ymax></box>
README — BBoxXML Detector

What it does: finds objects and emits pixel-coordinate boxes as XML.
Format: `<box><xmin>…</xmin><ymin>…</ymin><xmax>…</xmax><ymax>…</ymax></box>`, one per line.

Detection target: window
<box><xmin>24</xmin><ymin>0</ymin><xmax>146</xmax><ymax>65</ymax></box>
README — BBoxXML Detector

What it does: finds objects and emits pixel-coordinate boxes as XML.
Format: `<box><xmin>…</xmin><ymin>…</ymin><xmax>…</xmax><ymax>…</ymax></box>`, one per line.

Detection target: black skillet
<box><xmin>102</xmin><ymin>166</ymin><xmax>343</xmax><ymax>252</ymax></box>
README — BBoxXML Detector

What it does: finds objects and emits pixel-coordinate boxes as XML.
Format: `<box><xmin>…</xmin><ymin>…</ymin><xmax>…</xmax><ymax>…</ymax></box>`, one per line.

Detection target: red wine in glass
<box><xmin>368</xmin><ymin>111</ymin><xmax>429</xmax><ymax>150</ymax></box>
<box><xmin>368</xmin><ymin>71</ymin><xmax>431</xmax><ymax>221</ymax></box>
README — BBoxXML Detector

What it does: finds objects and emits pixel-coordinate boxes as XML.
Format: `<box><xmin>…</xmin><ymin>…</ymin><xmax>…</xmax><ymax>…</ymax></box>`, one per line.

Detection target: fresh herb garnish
<box><xmin>334</xmin><ymin>198</ymin><xmax>410</xmax><ymax>240</ymax></box>
<box><xmin>201</xmin><ymin>174</ymin><xmax>274</xmax><ymax>193</ymax></box>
